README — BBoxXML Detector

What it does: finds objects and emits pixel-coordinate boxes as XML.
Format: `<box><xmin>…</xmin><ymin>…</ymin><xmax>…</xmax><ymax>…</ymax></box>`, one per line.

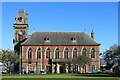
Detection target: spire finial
<box><xmin>33</xmin><ymin>27</ymin><xmax>35</xmax><ymax>32</ymax></box>
<box><xmin>26</xmin><ymin>11</ymin><xmax>28</xmax><ymax>15</ymax></box>
<box><xmin>84</xmin><ymin>28</ymin><xmax>86</xmax><ymax>33</ymax></box>
<box><xmin>92</xmin><ymin>29</ymin><xmax>94</xmax><ymax>33</ymax></box>
<box><xmin>91</xmin><ymin>29</ymin><xmax>94</xmax><ymax>39</ymax></box>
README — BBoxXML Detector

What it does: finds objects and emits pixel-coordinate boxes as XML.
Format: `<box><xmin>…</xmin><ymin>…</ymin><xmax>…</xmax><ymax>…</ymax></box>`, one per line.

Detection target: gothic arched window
<box><xmin>91</xmin><ymin>48</ymin><xmax>95</xmax><ymax>58</ymax></box>
<box><xmin>28</xmin><ymin>48</ymin><xmax>32</xmax><ymax>59</ymax></box>
<box><xmin>46</xmin><ymin>48</ymin><xmax>50</xmax><ymax>59</ymax></box>
<box><xmin>64</xmin><ymin>48</ymin><xmax>69</xmax><ymax>59</ymax></box>
<box><xmin>82</xmin><ymin>48</ymin><xmax>86</xmax><ymax>56</ymax></box>
<box><xmin>73</xmin><ymin>48</ymin><xmax>77</xmax><ymax>58</ymax></box>
<box><xmin>37</xmin><ymin>48</ymin><xmax>41</xmax><ymax>59</ymax></box>
<box><xmin>55</xmin><ymin>48</ymin><xmax>60</xmax><ymax>59</ymax></box>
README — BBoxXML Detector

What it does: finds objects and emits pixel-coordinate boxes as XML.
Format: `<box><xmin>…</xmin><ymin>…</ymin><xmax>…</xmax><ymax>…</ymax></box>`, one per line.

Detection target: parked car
<box><xmin>2</xmin><ymin>71</ymin><xmax>7</xmax><ymax>74</ymax></box>
<box><xmin>40</xmin><ymin>70</ymin><xmax>46</xmax><ymax>74</ymax></box>
<box><xmin>28</xmin><ymin>70</ymin><xmax>34</xmax><ymax>74</ymax></box>
<box><xmin>72</xmin><ymin>71</ymin><xmax>80</xmax><ymax>74</ymax></box>
<box><xmin>112</xmin><ymin>66</ymin><xmax>120</xmax><ymax>74</ymax></box>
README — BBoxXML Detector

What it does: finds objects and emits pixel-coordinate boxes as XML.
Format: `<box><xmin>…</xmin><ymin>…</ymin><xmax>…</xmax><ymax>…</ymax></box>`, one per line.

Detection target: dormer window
<box><xmin>71</xmin><ymin>37</ymin><xmax>77</xmax><ymax>42</ymax></box>
<box><xmin>44</xmin><ymin>37</ymin><xmax>50</xmax><ymax>42</ymax></box>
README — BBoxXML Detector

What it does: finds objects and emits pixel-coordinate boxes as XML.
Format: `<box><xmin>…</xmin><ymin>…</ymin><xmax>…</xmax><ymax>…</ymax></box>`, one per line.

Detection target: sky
<box><xmin>1</xmin><ymin>2</ymin><xmax>118</xmax><ymax>53</ymax></box>
<box><xmin>1</xmin><ymin>0</ymin><xmax>120</xmax><ymax>2</ymax></box>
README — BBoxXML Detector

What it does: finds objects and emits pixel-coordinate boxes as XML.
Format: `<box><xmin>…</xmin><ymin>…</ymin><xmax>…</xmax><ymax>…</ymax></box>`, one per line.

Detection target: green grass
<box><xmin>1</xmin><ymin>73</ymin><xmax>120</xmax><ymax>80</ymax></box>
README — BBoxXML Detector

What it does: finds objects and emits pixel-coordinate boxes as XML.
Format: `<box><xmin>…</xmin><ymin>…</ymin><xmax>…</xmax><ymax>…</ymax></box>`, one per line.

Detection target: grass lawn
<box><xmin>1</xmin><ymin>73</ymin><xmax>120</xmax><ymax>80</ymax></box>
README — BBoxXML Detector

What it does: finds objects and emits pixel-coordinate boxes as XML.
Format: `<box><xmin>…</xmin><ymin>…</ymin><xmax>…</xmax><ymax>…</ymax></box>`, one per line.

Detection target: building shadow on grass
<box><xmin>73</xmin><ymin>73</ymin><xmax>120</xmax><ymax>77</ymax></box>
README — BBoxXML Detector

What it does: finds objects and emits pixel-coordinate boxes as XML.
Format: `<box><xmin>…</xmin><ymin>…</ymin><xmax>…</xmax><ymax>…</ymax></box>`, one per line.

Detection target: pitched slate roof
<box><xmin>21</xmin><ymin>31</ymin><xmax>100</xmax><ymax>45</ymax></box>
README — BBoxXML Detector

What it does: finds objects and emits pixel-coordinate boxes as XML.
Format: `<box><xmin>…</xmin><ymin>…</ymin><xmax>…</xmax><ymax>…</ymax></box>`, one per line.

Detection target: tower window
<box><xmin>20</xmin><ymin>17</ymin><xmax>23</xmax><ymax>19</ymax></box>
<box><xmin>18</xmin><ymin>17</ymin><xmax>23</xmax><ymax>22</ymax></box>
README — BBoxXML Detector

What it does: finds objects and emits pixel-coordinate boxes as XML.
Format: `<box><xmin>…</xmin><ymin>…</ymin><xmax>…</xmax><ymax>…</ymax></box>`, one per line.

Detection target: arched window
<box><xmin>55</xmin><ymin>48</ymin><xmax>60</xmax><ymax>59</ymax></box>
<box><xmin>91</xmin><ymin>48</ymin><xmax>95</xmax><ymax>58</ymax></box>
<box><xmin>46</xmin><ymin>48</ymin><xmax>50</xmax><ymax>59</ymax></box>
<box><xmin>82</xmin><ymin>48</ymin><xmax>86</xmax><ymax>56</ymax></box>
<box><xmin>28</xmin><ymin>48</ymin><xmax>32</xmax><ymax>59</ymax></box>
<box><xmin>64</xmin><ymin>48</ymin><xmax>69</xmax><ymax>59</ymax></box>
<box><xmin>73</xmin><ymin>48</ymin><xmax>77</xmax><ymax>58</ymax></box>
<box><xmin>37</xmin><ymin>48</ymin><xmax>41</xmax><ymax>59</ymax></box>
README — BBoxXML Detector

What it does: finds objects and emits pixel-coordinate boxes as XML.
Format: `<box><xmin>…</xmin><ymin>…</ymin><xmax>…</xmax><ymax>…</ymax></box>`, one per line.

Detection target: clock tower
<box><xmin>13</xmin><ymin>10</ymin><xmax>29</xmax><ymax>45</ymax></box>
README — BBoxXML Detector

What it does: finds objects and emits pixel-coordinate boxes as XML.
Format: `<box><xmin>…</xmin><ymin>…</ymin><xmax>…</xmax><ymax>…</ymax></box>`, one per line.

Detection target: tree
<box><xmin>1</xmin><ymin>49</ymin><xmax>19</xmax><ymax>73</ymax></box>
<box><xmin>70</xmin><ymin>50</ymin><xmax>92</xmax><ymax>73</ymax></box>
<box><xmin>103</xmin><ymin>44</ymin><xmax>120</xmax><ymax>65</ymax></box>
<box><xmin>72</xmin><ymin>55</ymin><xmax>92</xmax><ymax>67</ymax></box>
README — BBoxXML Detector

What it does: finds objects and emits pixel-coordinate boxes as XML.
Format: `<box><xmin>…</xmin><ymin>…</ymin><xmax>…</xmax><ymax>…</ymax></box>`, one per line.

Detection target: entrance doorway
<box><xmin>60</xmin><ymin>64</ymin><xmax>66</xmax><ymax>73</ymax></box>
<box><xmin>60</xmin><ymin>66</ymin><xmax>64</xmax><ymax>73</ymax></box>
<box><xmin>46</xmin><ymin>65</ymin><xmax>52</xmax><ymax>73</ymax></box>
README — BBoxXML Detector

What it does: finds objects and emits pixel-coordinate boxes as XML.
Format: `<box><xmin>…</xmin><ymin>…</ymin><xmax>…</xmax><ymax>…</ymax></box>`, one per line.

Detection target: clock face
<box><xmin>18</xmin><ymin>31</ymin><xmax>23</xmax><ymax>35</ymax></box>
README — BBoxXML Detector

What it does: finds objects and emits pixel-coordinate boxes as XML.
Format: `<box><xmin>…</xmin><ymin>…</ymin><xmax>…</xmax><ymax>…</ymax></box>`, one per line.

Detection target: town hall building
<box><xmin>13</xmin><ymin>10</ymin><xmax>101</xmax><ymax>74</ymax></box>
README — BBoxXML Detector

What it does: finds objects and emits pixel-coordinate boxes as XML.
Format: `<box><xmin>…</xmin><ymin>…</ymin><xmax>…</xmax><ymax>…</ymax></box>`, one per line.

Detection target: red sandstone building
<box><xmin>13</xmin><ymin>10</ymin><xmax>101</xmax><ymax>74</ymax></box>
